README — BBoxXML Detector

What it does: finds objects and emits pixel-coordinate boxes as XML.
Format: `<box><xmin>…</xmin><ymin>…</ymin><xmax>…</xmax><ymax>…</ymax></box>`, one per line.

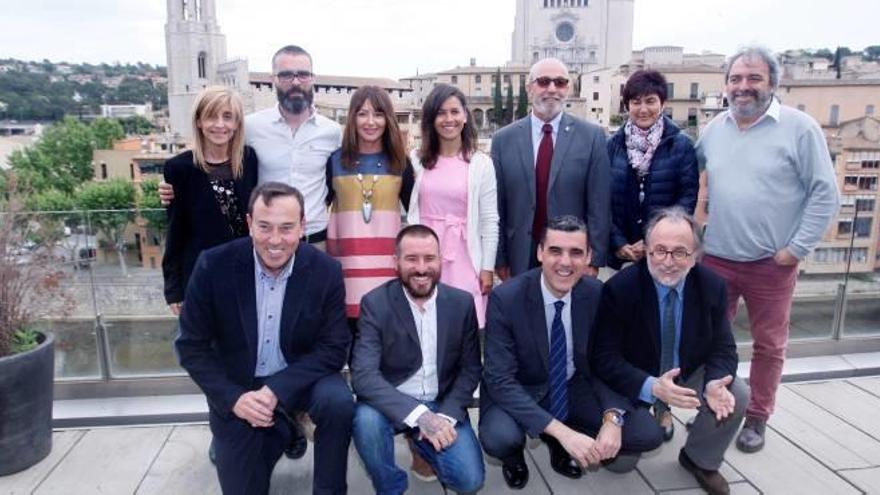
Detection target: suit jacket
<box><xmin>592</xmin><ymin>260</ymin><xmax>738</xmax><ymax>402</ymax></box>
<box><xmin>491</xmin><ymin>112</ymin><xmax>611</xmax><ymax>274</ymax></box>
<box><xmin>481</xmin><ymin>268</ymin><xmax>627</xmax><ymax>437</ymax></box>
<box><xmin>162</xmin><ymin>147</ymin><xmax>259</xmax><ymax>304</ymax></box>
<box><xmin>175</xmin><ymin>237</ymin><xmax>350</xmax><ymax>425</ymax></box>
<box><xmin>352</xmin><ymin>280</ymin><xmax>481</xmax><ymax>429</ymax></box>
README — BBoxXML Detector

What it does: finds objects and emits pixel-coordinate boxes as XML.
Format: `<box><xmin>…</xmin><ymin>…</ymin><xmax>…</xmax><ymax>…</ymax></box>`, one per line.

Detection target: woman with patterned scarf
<box><xmin>607</xmin><ymin>69</ymin><xmax>699</xmax><ymax>270</ymax></box>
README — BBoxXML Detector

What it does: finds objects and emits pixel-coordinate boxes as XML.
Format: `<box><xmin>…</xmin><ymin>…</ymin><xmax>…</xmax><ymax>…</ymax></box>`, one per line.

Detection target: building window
<box><xmin>592</xmin><ymin>92</ymin><xmax>599</xmax><ymax>101</ymax></box>
<box><xmin>837</xmin><ymin>220</ymin><xmax>853</xmax><ymax>236</ymax></box>
<box><xmin>858</xmin><ymin>176</ymin><xmax>878</xmax><ymax>191</ymax></box>
<box><xmin>830</xmin><ymin>104</ymin><xmax>839</xmax><ymax>126</ymax></box>
<box><xmin>100</xmin><ymin>163</ymin><xmax>107</xmax><ymax>179</ymax></box>
<box><xmin>663</xmin><ymin>107</ymin><xmax>674</xmax><ymax>119</ymax></box>
<box><xmin>867</xmin><ymin>104</ymin><xmax>875</xmax><ymax>116</ymax></box>
<box><xmin>503</xmin><ymin>75</ymin><xmax>511</xmax><ymax>84</ymax></box>
<box><xmin>854</xmin><ymin>217</ymin><xmax>873</xmax><ymax>238</ymax></box>
<box><xmin>593</xmin><ymin>75</ymin><xmax>600</xmax><ymax>83</ymax></box>
<box><xmin>856</xmin><ymin>198</ymin><xmax>876</xmax><ymax>212</ymax></box>
<box><xmin>451</xmin><ymin>75</ymin><xmax>458</xmax><ymax>84</ymax></box>
<box><xmin>197</xmin><ymin>52</ymin><xmax>207</xmax><ymax>79</ymax></box>
<box><xmin>689</xmin><ymin>82</ymin><xmax>699</xmax><ymax>99</ymax></box>
<box><xmin>666</xmin><ymin>83</ymin><xmax>674</xmax><ymax>99</ymax></box>
<box><xmin>475</xmin><ymin>75</ymin><xmax>481</xmax><ymax>83</ymax></box>
<box><xmin>130</xmin><ymin>163</ymin><xmax>135</xmax><ymax>180</ymax></box>
<box><xmin>687</xmin><ymin>108</ymin><xmax>698</xmax><ymax>127</ymax></box>
<box><xmin>862</xmin><ymin>160</ymin><xmax>880</xmax><ymax>169</ymax></box>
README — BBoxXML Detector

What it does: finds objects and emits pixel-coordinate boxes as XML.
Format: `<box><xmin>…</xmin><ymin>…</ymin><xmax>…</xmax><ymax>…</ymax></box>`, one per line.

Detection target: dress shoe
<box><xmin>678</xmin><ymin>449</ymin><xmax>730</xmax><ymax>495</ymax></box>
<box><xmin>658</xmin><ymin>410</ymin><xmax>675</xmax><ymax>442</ymax></box>
<box><xmin>548</xmin><ymin>446</ymin><xmax>583</xmax><ymax>479</ymax></box>
<box><xmin>736</xmin><ymin>416</ymin><xmax>766</xmax><ymax>453</ymax></box>
<box><xmin>284</xmin><ymin>420</ymin><xmax>308</xmax><ymax>460</ymax></box>
<box><xmin>407</xmin><ymin>438</ymin><xmax>437</xmax><ymax>482</ymax></box>
<box><xmin>501</xmin><ymin>458</ymin><xmax>529</xmax><ymax>489</ymax></box>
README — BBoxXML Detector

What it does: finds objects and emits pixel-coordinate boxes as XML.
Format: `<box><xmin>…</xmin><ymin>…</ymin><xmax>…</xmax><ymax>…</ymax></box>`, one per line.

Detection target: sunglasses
<box><xmin>532</xmin><ymin>76</ymin><xmax>570</xmax><ymax>88</ymax></box>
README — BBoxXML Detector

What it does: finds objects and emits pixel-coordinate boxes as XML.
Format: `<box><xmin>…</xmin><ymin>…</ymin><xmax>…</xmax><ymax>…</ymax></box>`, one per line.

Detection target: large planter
<box><xmin>0</xmin><ymin>332</ymin><xmax>54</xmax><ymax>476</ymax></box>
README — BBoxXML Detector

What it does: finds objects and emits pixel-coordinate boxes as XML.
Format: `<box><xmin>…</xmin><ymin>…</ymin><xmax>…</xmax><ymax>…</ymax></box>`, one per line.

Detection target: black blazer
<box><xmin>592</xmin><ymin>260</ymin><xmax>738</xmax><ymax>402</ymax></box>
<box><xmin>162</xmin><ymin>147</ymin><xmax>259</xmax><ymax>304</ymax></box>
<box><xmin>480</xmin><ymin>268</ymin><xmax>627</xmax><ymax>437</ymax></box>
<box><xmin>175</xmin><ymin>238</ymin><xmax>350</xmax><ymax>423</ymax></box>
<box><xmin>351</xmin><ymin>280</ymin><xmax>481</xmax><ymax>429</ymax></box>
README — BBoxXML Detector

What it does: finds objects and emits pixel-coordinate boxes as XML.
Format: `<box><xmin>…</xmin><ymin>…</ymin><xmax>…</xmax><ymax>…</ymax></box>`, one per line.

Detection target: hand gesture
<box><xmin>592</xmin><ymin>421</ymin><xmax>622</xmax><ymax>460</ymax></box>
<box><xmin>558</xmin><ymin>428</ymin><xmax>601</xmax><ymax>467</ymax></box>
<box><xmin>704</xmin><ymin>375</ymin><xmax>736</xmax><ymax>421</ymax></box>
<box><xmin>233</xmin><ymin>386</ymin><xmax>278</xmax><ymax>428</ymax></box>
<box><xmin>652</xmin><ymin>368</ymin><xmax>700</xmax><ymax>409</ymax></box>
<box><xmin>158</xmin><ymin>181</ymin><xmax>175</xmax><ymax>206</ymax></box>
<box><xmin>416</xmin><ymin>411</ymin><xmax>457</xmax><ymax>451</ymax></box>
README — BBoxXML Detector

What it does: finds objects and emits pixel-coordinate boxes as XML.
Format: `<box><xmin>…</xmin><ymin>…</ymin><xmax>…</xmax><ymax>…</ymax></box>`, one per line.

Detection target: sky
<box><xmin>0</xmin><ymin>0</ymin><xmax>878</xmax><ymax>79</ymax></box>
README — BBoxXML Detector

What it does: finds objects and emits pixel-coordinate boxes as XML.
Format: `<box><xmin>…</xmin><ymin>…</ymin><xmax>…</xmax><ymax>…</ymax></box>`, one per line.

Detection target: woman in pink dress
<box><xmin>407</xmin><ymin>84</ymin><xmax>499</xmax><ymax>327</ymax></box>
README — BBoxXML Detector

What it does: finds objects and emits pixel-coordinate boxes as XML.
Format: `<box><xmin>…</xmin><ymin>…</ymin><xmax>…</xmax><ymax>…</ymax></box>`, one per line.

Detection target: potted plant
<box><xmin>0</xmin><ymin>182</ymin><xmax>73</xmax><ymax>476</ymax></box>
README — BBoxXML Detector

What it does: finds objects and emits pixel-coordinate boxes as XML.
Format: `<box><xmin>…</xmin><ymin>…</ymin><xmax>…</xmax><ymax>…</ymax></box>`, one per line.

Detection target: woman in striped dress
<box><xmin>326</xmin><ymin>85</ymin><xmax>414</xmax><ymax>332</ymax></box>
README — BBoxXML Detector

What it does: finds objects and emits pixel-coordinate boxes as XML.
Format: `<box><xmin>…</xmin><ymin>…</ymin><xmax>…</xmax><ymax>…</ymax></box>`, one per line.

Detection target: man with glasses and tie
<box><xmin>491</xmin><ymin>57</ymin><xmax>610</xmax><ymax>281</ymax></box>
<box><xmin>480</xmin><ymin>216</ymin><xmax>660</xmax><ymax>490</ymax></box>
<box><xmin>593</xmin><ymin>207</ymin><xmax>748</xmax><ymax>495</ymax></box>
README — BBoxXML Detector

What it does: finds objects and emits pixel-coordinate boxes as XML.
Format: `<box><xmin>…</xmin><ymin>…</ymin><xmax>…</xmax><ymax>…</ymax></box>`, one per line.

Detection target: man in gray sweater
<box><xmin>696</xmin><ymin>46</ymin><xmax>839</xmax><ymax>454</ymax></box>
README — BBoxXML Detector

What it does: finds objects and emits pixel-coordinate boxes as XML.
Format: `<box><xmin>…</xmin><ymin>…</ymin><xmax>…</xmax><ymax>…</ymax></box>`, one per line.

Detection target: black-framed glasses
<box><xmin>275</xmin><ymin>70</ymin><xmax>314</xmax><ymax>83</ymax></box>
<box><xmin>532</xmin><ymin>76</ymin><xmax>569</xmax><ymax>88</ymax></box>
<box><xmin>649</xmin><ymin>248</ymin><xmax>693</xmax><ymax>261</ymax></box>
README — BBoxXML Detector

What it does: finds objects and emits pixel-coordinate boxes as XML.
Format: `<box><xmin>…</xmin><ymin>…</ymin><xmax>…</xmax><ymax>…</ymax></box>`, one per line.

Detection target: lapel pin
<box><xmin>565</xmin><ymin>125</ymin><xmax>571</xmax><ymax>132</ymax></box>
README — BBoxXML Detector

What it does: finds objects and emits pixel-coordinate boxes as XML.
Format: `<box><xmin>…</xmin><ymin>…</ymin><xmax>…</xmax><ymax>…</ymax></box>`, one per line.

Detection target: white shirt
<box><xmin>540</xmin><ymin>274</ymin><xmax>575</xmax><ymax>381</ymax></box>
<box><xmin>398</xmin><ymin>287</ymin><xmax>440</xmax><ymax>427</ymax></box>
<box><xmin>245</xmin><ymin>105</ymin><xmax>342</xmax><ymax>236</ymax></box>
<box><xmin>529</xmin><ymin>111</ymin><xmax>563</xmax><ymax>167</ymax></box>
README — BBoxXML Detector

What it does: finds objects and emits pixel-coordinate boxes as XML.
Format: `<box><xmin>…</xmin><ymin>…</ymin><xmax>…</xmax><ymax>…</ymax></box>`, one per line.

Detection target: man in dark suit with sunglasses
<box><xmin>492</xmin><ymin>57</ymin><xmax>611</xmax><ymax>281</ymax></box>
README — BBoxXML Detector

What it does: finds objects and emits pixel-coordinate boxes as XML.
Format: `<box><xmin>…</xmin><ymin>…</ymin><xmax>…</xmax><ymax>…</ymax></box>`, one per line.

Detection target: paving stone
<box><xmin>848</xmin><ymin>376</ymin><xmax>880</xmax><ymax>398</ymax></box>
<box><xmin>527</xmin><ymin>441</ymin><xmax>653</xmax><ymax>494</ymax></box>
<box><xmin>661</xmin><ymin>480</ymin><xmax>760</xmax><ymax>494</ymax></box>
<box><xmin>788</xmin><ymin>380</ymin><xmax>880</xmax><ymax>439</ymax></box>
<box><xmin>0</xmin><ymin>430</ymin><xmax>84</xmax><ymax>495</ymax></box>
<box><xmin>34</xmin><ymin>426</ymin><xmax>172</xmax><ymax>495</ymax></box>
<box><xmin>839</xmin><ymin>467</ymin><xmax>880</xmax><ymax>493</ymax></box>
<box><xmin>135</xmin><ymin>425</ymin><xmax>219</xmax><ymax>494</ymax></box>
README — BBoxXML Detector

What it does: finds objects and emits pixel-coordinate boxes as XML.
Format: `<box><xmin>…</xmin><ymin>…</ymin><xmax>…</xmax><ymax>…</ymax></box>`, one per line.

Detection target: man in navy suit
<box><xmin>480</xmin><ymin>215</ymin><xmax>662</xmax><ymax>490</ymax></box>
<box><xmin>592</xmin><ymin>207</ymin><xmax>748</xmax><ymax>495</ymax></box>
<box><xmin>351</xmin><ymin>224</ymin><xmax>484</xmax><ymax>494</ymax></box>
<box><xmin>175</xmin><ymin>182</ymin><xmax>353</xmax><ymax>495</ymax></box>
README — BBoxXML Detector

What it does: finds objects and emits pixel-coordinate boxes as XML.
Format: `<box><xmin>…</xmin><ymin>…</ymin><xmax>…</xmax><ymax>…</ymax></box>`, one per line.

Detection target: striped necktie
<box><xmin>549</xmin><ymin>300</ymin><xmax>569</xmax><ymax>421</ymax></box>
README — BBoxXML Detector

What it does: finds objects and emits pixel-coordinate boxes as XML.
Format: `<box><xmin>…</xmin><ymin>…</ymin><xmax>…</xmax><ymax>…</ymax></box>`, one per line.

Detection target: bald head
<box><xmin>528</xmin><ymin>57</ymin><xmax>569</xmax><ymax>81</ymax></box>
<box><xmin>527</xmin><ymin>58</ymin><xmax>571</xmax><ymax>121</ymax></box>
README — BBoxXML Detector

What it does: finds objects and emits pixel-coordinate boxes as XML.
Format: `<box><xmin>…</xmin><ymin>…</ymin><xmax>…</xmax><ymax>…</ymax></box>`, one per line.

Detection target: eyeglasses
<box><xmin>531</xmin><ymin>76</ymin><xmax>570</xmax><ymax>88</ymax></box>
<box><xmin>275</xmin><ymin>70</ymin><xmax>314</xmax><ymax>83</ymax></box>
<box><xmin>649</xmin><ymin>248</ymin><xmax>693</xmax><ymax>261</ymax></box>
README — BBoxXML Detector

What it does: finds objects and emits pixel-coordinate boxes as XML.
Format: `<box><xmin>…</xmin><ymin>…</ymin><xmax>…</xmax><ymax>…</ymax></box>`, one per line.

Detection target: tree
<box><xmin>90</xmin><ymin>118</ymin><xmax>125</xmax><ymax>149</ymax></box>
<box><xmin>120</xmin><ymin>115</ymin><xmax>154</xmax><ymax>135</ymax></box>
<box><xmin>138</xmin><ymin>178</ymin><xmax>166</xmax><ymax>246</ymax></box>
<box><xmin>25</xmin><ymin>189</ymin><xmax>79</xmax><ymax>262</ymax></box>
<box><xmin>516</xmin><ymin>77</ymin><xmax>529</xmax><ymax>119</ymax></box>
<box><xmin>493</xmin><ymin>68</ymin><xmax>503</xmax><ymax>127</ymax></box>
<box><xmin>504</xmin><ymin>83</ymin><xmax>515</xmax><ymax>125</ymax></box>
<box><xmin>75</xmin><ymin>179</ymin><xmax>136</xmax><ymax>277</ymax></box>
<box><xmin>864</xmin><ymin>45</ymin><xmax>880</xmax><ymax>62</ymax></box>
<box><xmin>9</xmin><ymin>117</ymin><xmax>95</xmax><ymax>194</ymax></box>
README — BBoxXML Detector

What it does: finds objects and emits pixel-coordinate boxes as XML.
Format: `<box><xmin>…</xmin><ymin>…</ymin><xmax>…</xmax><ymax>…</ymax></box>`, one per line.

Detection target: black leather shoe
<box><xmin>501</xmin><ymin>458</ymin><xmax>529</xmax><ymax>489</ymax></box>
<box><xmin>284</xmin><ymin>423</ymin><xmax>308</xmax><ymax>460</ymax></box>
<box><xmin>549</xmin><ymin>446</ymin><xmax>583</xmax><ymax>479</ymax></box>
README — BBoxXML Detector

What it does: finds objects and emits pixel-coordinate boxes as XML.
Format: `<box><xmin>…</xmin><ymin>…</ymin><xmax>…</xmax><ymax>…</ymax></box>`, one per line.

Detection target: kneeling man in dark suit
<box><xmin>175</xmin><ymin>182</ymin><xmax>353</xmax><ymax>495</ymax></box>
<box><xmin>480</xmin><ymin>215</ymin><xmax>663</xmax><ymax>490</ymax></box>
<box><xmin>593</xmin><ymin>206</ymin><xmax>748</xmax><ymax>495</ymax></box>
<box><xmin>351</xmin><ymin>224</ymin><xmax>484</xmax><ymax>494</ymax></box>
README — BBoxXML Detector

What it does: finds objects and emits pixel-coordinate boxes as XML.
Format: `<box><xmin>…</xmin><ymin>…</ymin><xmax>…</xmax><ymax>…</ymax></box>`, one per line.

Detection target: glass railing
<box><xmin>10</xmin><ymin>208</ymin><xmax>880</xmax><ymax>384</ymax></box>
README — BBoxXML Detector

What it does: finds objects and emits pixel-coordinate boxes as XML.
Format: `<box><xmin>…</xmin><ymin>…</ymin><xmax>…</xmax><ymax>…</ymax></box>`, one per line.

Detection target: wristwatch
<box><xmin>603</xmin><ymin>408</ymin><xmax>625</xmax><ymax>427</ymax></box>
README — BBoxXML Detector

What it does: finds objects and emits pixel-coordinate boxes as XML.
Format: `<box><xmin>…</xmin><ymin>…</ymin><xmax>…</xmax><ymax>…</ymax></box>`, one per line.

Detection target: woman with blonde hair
<box><xmin>162</xmin><ymin>85</ymin><xmax>258</xmax><ymax>314</ymax></box>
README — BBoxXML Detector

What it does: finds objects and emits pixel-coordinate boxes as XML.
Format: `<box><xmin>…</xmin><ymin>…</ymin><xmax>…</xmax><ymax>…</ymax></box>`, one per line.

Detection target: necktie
<box><xmin>549</xmin><ymin>300</ymin><xmax>569</xmax><ymax>421</ymax></box>
<box><xmin>656</xmin><ymin>289</ymin><xmax>678</xmax><ymax>415</ymax></box>
<box><xmin>532</xmin><ymin>123</ymin><xmax>554</xmax><ymax>242</ymax></box>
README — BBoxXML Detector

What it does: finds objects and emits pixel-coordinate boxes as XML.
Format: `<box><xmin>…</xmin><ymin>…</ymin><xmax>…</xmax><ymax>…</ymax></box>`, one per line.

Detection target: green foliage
<box><xmin>139</xmin><ymin>178</ymin><xmax>167</xmax><ymax>237</ymax></box>
<box><xmin>91</xmin><ymin>118</ymin><xmax>125</xmax><ymax>149</ymax></box>
<box><xmin>75</xmin><ymin>179</ymin><xmax>136</xmax><ymax>276</ymax></box>
<box><xmin>864</xmin><ymin>46</ymin><xmax>880</xmax><ymax>62</ymax></box>
<box><xmin>493</xmin><ymin>68</ymin><xmax>503</xmax><ymax>126</ymax></box>
<box><xmin>504</xmin><ymin>83</ymin><xmax>515</xmax><ymax>125</ymax></box>
<box><xmin>9</xmin><ymin>117</ymin><xmax>95</xmax><ymax>194</ymax></box>
<box><xmin>609</xmin><ymin>113</ymin><xmax>626</xmax><ymax>127</ymax></box>
<box><xmin>120</xmin><ymin>115</ymin><xmax>154</xmax><ymax>135</ymax></box>
<box><xmin>516</xmin><ymin>77</ymin><xmax>529</xmax><ymax>120</ymax></box>
<box><xmin>26</xmin><ymin>189</ymin><xmax>75</xmax><ymax>212</ymax></box>
<box><xmin>10</xmin><ymin>328</ymin><xmax>39</xmax><ymax>354</ymax></box>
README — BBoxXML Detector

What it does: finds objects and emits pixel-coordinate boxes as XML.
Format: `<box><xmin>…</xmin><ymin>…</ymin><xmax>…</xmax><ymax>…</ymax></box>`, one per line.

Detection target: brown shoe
<box><xmin>407</xmin><ymin>438</ymin><xmax>437</xmax><ymax>482</ymax></box>
<box><xmin>656</xmin><ymin>409</ymin><xmax>674</xmax><ymax>441</ymax></box>
<box><xmin>678</xmin><ymin>449</ymin><xmax>729</xmax><ymax>495</ymax></box>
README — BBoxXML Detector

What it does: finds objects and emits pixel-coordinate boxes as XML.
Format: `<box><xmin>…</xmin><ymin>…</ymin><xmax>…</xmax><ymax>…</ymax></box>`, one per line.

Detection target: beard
<box><xmin>729</xmin><ymin>89</ymin><xmax>772</xmax><ymax>121</ymax></box>
<box><xmin>401</xmin><ymin>270</ymin><xmax>440</xmax><ymax>299</ymax></box>
<box><xmin>277</xmin><ymin>86</ymin><xmax>314</xmax><ymax>115</ymax></box>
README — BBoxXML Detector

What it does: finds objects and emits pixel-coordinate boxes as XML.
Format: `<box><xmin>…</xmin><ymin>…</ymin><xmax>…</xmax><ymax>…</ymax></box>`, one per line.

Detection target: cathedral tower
<box><xmin>511</xmin><ymin>0</ymin><xmax>634</xmax><ymax>73</ymax></box>
<box><xmin>165</xmin><ymin>0</ymin><xmax>228</xmax><ymax>138</ymax></box>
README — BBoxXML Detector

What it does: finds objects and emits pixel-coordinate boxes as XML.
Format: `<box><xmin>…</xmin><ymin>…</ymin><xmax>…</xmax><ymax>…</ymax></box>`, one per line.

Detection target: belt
<box><xmin>302</xmin><ymin>228</ymin><xmax>327</xmax><ymax>244</ymax></box>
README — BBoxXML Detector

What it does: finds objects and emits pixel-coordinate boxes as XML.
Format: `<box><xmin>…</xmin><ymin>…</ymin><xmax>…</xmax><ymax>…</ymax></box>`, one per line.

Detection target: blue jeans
<box><xmin>352</xmin><ymin>402</ymin><xmax>485</xmax><ymax>495</ymax></box>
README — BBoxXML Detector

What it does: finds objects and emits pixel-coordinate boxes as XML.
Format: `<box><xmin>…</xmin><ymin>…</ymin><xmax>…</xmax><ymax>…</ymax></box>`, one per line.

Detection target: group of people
<box><xmin>161</xmin><ymin>43</ymin><xmax>839</xmax><ymax>495</ymax></box>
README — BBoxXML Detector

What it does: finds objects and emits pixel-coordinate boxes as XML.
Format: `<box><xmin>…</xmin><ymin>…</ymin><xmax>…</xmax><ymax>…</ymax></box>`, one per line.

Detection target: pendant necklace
<box><xmin>355</xmin><ymin>169</ymin><xmax>380</xmax><ymax>223</ymax></box>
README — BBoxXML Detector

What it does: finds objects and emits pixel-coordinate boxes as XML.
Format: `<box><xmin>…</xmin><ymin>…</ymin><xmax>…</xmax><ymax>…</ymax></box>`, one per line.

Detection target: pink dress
<box><xmin>418</xmin><ymin>155</ymin><xmax>485</xmax><ymax>327</ymax></box>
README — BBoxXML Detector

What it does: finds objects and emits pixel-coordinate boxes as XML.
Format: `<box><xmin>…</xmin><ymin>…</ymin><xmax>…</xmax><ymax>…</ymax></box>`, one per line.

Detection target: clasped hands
<box><xmin>233</xmin><ymin>385</ymin><xmax>279</xmax><ymax>428</ymax></box>
<box><xmin>548</xmin><ymin>419</ymin><xmax>621</xmax><ymax>469</ymax></box>
<box><xmin>652</xmin><ymin>368</ymin><xmax>736</xmax><ymax>421</ymax></box>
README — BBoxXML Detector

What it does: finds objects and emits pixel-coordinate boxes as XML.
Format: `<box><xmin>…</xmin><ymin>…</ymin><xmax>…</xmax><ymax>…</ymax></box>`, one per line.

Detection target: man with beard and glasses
<box><xmin>593</xmin><ymin>207</ymin><xmax>747</xmax><ymax>495</ymax></box>
<box><xmin>160</xmin><ymin>45</ymin><xmax>340</xmax><ymax>250</ymax></box>
<box><xmin>480</xmin><ymin>216</ymin><xmax>659</xmax><ymax>490</ymax></box>
<box><xmin>695</xmin><ymin>46</ymin><xmax>839</xmax><ymax>454</ymax></box>
<box><xmin>492</xmin><ymin>58</ymin><xmax>610</xmax><ymax>281</ymax></box>
<box><xmin>350</xmin><ymin>224</ymin><xmax>484</xmax><ymax>495</ymax></box>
